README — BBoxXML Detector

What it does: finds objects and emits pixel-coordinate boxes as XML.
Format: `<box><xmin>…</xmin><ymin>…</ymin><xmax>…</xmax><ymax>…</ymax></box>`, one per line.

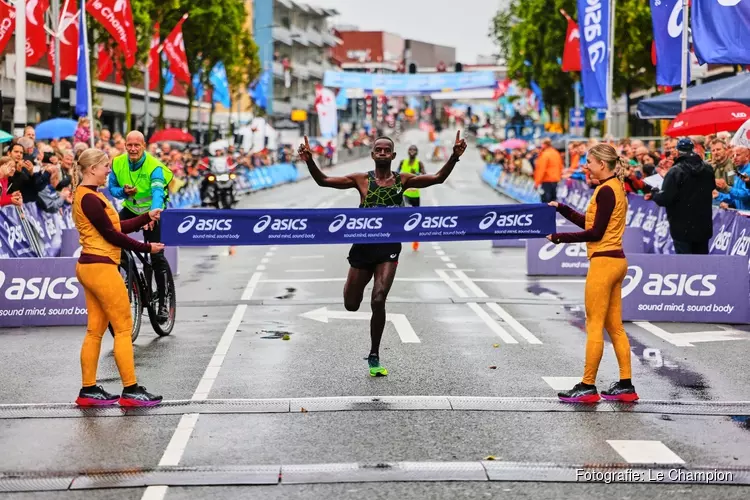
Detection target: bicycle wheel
<box><xmin>109</xmin><ymin>257</ymin><xmax>143</xmax><ymax>342</ymax></box>
<box><xmin>147</xmin><ymin>261</ymin><xmax>176</xmax><ymax>336</ymax></box>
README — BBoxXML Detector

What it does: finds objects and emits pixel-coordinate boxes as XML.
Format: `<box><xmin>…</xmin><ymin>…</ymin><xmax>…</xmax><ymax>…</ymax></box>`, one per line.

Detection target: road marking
<box><xmin>440</xmin><ymin>256</ymin><xmax>451</xmax><ymax>262</ymax></box>
<box><xmin>542</xmin><ymin>377</ymin><xmax>582</xmax><ymax>391</ymax></box>
<box><xmin>453</xmin><ymin>270</ymin><xmax>542</xmax><ymax>344</ymax></box>
<box><xmin>436</xmin><ymin>250</ymin><xmax>446</xmax><ymax>256</ymax></box>
<box><xmin>300</xmin><ymin>307</ymin><xmax>420</xmax><ymax>343</ymax></box>
<box><xmin>633</xmin><ymin>322</ymin><xmax>693</xmax><ymax>347</ymax></box>
<box><xmin>256</xmin><ymin>264</ymin><xmax>266</xmax><ymax>272</ymax></box>
<box><xmin>241</xmin><ymin>272</ymin><xmax>262</xmax><ymax>301</ymax></box>
<box><xmin>284</xmin><ymin>269</ymin><xmax>325</xmax><ymax>273</ymax></box>
<box><xmin>141</xmin><ymin>486</ymin><xmax>169</xmax><ymax>500</ymax></box>
<box><xmin>607</xmin><ymin>440</ymin><xmax>685</xmax><ymax>464</ymax></box>
<box><xmin>158</xmin><ymin>413</ymin><xmax>200</xmax><ymax>465</ymax></box>
<box><xmin>192</xmin><ymin>304</ymin><xmax>248</xmax><ymax>399</ymax></box>
<box><xmin>291</xmin><ymin>255</ymin><xmax>325</xmax><ymax>260</ymax></box>
<box><xmin>265</xmin><ymin>251</ymin><xmax>274</xmax><ymax>257</ymax></box>
<box><xmin>446</xmin><ymin>263</ymin><xmax>457</xmax><ymax>269</ymax></box>
<box><xmin>261</xmin><ymin>258</ymin><xmax>269</xmax><ymax>264</ymax></box>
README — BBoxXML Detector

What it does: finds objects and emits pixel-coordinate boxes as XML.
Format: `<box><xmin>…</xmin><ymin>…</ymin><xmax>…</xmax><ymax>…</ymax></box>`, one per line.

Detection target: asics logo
<box><xmin>254</xmin><ymin>215</ymin><xmax>308</xmax><ymax>233</ymax></box>
<box><xmin>537</xmin><ymin>242</ymin><xmax>587</xmax><ymax>261</ymax></box>
<box><xmin>329</xmin><ymin>214</ymin><xmax>383</xmax><ymax>233</ymax></box>
<box><xmin>0</xmin><ymin>271</ymin><xmax>80</xmax><ymax>301</ymax></box>
<box><xmin>479</xmin><ymin>212</ymin><xmax>533</xmax><ymax>230</ymax></box>
<box><xmin>404</xmin><ymin>213</ymin><xmax>458</xmax><ymax>232</ymax></box>
<box><xmin>178</xmin><ymin>215</ymin><xmax>233</xmax><ymax>233</ymax></box>
<box><xmin>621</xmin><ymin>265</ymin><xmax>718</xmax><ymax>298</ymax></box>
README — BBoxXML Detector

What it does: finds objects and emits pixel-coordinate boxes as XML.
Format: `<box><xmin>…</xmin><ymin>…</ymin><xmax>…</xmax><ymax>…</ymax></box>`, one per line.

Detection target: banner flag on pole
<box><xmin>576</xmin><ymin>0</ymin><xmax>609</xmax><ymax>109</ymax></box>
<box><xmin>650</xmin><ymin>0</ymin><xmax>689</xmax><ymax>86</ymax></box>
<box><xmin>692</xmin><ymin>0</ymin><xmax>750</xmax><ymax>64</ymax></box>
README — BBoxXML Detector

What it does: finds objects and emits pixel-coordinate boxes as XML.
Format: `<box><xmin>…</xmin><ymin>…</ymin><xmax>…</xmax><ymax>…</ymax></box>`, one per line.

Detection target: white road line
<box><xmin>265</xmin><ymin>251</ymin><xmax>274</xmax><ymax>257</ymax></box>
<box><xmin>633</xmin><ymin>321</ymin><xmax>693</xmax><ymax>347</ymax></box>
<box><xmin>290</xmin><ymin>255</ymin><xmax>325</xmax><ymax>260</ymax></box>
<box><xmin>453</xmin><ymin>270</ymin><xmax>542</xmax><ymax>344</ymax></box>
<box><xmin>446</xmin><ymin>263</ymin><xmax>457</xmax><ymax>269</ymax></box>
<box><xmin>436</xmin><ymin>250</ymin><xmax>446</xmax><ymax>256</ymax></box>
<box><xmin>542</xmin><ymin>377</ymin><xmax>581</xmax><ymax>391</ymax></box>
<box><xmin>158</xmin><ymin>413</ymin><xmax>200</xmax><ymax>465</ymax></box>
<box><xmin>435</xmin><ymin>269</ymin><xmax>517</xmax><ymax>344</ymax></box>
<box><xmin>241</xmin><ymin>273</ymin><xmax>262</xmax><ymax>301</ymax></box>
<box><xmin>261</xmin><ymin>258</ymin><xmax>269</xmax><ymax>264</ymax></box>
<box><xmin>440</xmin><ymin>256</ymin><xmax>451</xmax><ymax>262</ymax></box>
<box><xmin>192</xmin><ymin>304</ymin><xmax>248</xmax><ymax>400</ymax></box>
<box><xmin>607</xmin><ymin>440</ymin><xmax>685</xmax><ymax>464</ymax></box>
<box><xmin>284</xmin><ymin>269</ymin><xmax>325</xmax><ymax>273</ymax></box>
<box><xmin>141</xmin><ymin>486</ymin><xmax>169</xmax><ymax>500</ymax></box>
<box><xmin>256</xmin><ymin>264</ymin><xmax>266</xmax><ymax>272</ymax></box>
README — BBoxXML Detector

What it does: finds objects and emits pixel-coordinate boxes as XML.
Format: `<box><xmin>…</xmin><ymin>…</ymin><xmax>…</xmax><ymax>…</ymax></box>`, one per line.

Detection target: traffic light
<box><xmin>408</xmin><ymin>63</ymin><xmax>417</xmax><ymax>74</ymax></box>
<box><xmin>454</xmin><ymin>62</ymin><xmax>463</xmax><ymax>73</ymax></box>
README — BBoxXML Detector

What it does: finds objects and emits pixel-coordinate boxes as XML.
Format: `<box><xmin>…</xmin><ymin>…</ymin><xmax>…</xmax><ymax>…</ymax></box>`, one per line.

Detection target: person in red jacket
<box><xmin>534</xmin><ymin>138</ymin><xmax>563</xmax><ymax>202</ymax></box>
<box><xmin>0</xmin><ymin>157</ymin><xmax>23</xmax><ymax>207</ymax></box>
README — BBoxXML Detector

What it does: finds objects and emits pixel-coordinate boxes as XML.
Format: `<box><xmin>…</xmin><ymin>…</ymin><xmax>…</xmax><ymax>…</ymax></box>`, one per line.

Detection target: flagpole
<box><xmin>680</xmin><ymin>0</ymin><xmax>689</xmax><ymax>112</ymax></box>
<box><xmin>144</xmin><ymin>65</ymin><xmax>151</xmax><ymax>135</ymax></box>
<box><xmin>13</xmin><ymin>0</ymin><xmax>27</xmax><ymax>137</ymax></box>
<box><xmin>81</xmin><ymin>2</ymin><xmax>95</xmax><ymax>147</ymax></box>
<box><xmin>606</xmin><ymin>0</ymin><xmax>616</xmax><ymax>138</ymax></box>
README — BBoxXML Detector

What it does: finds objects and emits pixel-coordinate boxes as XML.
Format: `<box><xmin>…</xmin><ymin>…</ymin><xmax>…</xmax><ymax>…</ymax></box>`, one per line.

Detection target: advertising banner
<box><xmin>323</xmin><ymin>70</ymin><xmax>497</xmax><ymax>95</ymax></box>
<box><xmin>161</xmin><ymin>205</ymin><xmax>556</xmax><ymax>247</ymax></box>
<box><xmin>0</xmin><ymin>258</ymin><xmax>88</xmax><ymax>327</ymax></box>
<box><xmin>526</xmin><ymin>227</ymin><xmax>645</xmax><ymax>276</ymax></box>
<box><xmin>621</xmin><ymin>254</ymin><xmax>750</xmax><ymax>324</ymax></box>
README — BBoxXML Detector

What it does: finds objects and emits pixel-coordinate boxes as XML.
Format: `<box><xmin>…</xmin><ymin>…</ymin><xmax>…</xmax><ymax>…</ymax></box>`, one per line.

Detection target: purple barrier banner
<box><xmin>0</xmin><ymin>206</ymin><xmax>37</xmax><ymax>257</ymax></box>
<box><xmin>526</xmin><ymin>227</ymin><xmax>645</xmax><ymax>276</ymax></box>
<box><xmin>0</xmin><ymin>258</ymin><xmax>88</xmax><ymax>327</ymax></box>
<box><xmin>621</xmin><ymin>253</ymin><xmax>750</xmax><ymax>324</ymax></box>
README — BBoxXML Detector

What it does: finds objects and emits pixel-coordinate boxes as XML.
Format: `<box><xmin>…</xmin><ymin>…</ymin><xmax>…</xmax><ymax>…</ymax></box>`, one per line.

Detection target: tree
<box><xmin>120</xmin><ymin>0</ymin><xmax>155</xmax><ymax>132</ymax></box>
<box><xmin>491</xmin><ymin>0</ymin><xmax>655</xmax><ymax>133</ymax></box>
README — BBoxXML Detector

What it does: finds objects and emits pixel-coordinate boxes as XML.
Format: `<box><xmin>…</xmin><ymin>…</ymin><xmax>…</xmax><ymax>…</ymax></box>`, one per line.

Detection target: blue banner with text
<box><xmin>161</xmin><ymin>205</ymin><xmax>556</xmax><ymax>246</ymax></box>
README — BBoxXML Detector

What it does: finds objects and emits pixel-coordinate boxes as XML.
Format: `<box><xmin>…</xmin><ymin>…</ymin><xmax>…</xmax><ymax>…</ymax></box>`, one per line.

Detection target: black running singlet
<box><xmin>359</xmin><ymin>171</ymin><xmax>404</xmax><ymax>208</ymax></box>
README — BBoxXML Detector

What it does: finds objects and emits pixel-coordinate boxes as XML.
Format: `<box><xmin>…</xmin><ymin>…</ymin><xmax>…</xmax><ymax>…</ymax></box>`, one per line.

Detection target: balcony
<box><xmin>293</xmin><ymin>64</ymin><xmax>310</xmax><ymax>80</ymax></box>
<box><xmin>305</xmin><ymin>28</ymin><xmax>324</xmax><ymax>47</ymax></box>
<box><xmin>272</xmin><ymin>26</ymin><xmax>293</xmax><ymax>46</ymax></box>
<box><xmin>306</xmin><ymin>60</ymin><xmax>324</xmax><ymax>79</ymax></box>
<box><xmin>273</xmin><ymin>61</ymin><xmax>284</xmax><ymax>77</ymax></box>
<box><xmin>291</xmin><ymin>96</ymin><xmax>310</xmax><ymax>110</ymax></box>
<box><xmin>273</xmin><ymin>99</ymin><xmax>292</xmax><ymax>115</ymax></box>
<box><xmin>289</xmin><ymin>26</ymin><xmax>310</xmax><ymax>46</ymax></box>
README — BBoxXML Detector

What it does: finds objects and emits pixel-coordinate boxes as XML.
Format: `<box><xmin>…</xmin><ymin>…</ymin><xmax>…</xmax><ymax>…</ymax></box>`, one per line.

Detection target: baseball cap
<box><xmin>676</xmin><ymin>138</ymin><xmax>694</xmax><ymax>153</ymax></box>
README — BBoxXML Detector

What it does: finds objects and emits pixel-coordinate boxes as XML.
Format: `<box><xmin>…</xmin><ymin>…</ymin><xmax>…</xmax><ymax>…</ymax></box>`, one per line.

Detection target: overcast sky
<box><xmin>309</xmin><ymin>0</ymin><xmax>505</xmax><ymax>64</ymax></box>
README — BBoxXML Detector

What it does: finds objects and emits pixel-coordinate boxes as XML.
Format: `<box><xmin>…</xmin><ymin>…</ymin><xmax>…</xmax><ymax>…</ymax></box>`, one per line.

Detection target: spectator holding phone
<box><xmin>716</xmin><ymin>147</ymin><xmax>750</xmax><ymax>210</ymax></box>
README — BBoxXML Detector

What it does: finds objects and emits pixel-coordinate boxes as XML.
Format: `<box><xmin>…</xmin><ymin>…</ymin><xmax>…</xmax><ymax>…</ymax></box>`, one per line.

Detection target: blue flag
<box><xmin>577</xmin><ymin>0</ymin><xmax>609</xmax><ymax>109</ymax></box>
<box><xmin>161</xmin><ymin>53</ymin><xmax>174</xmax><ymax>95</ymax></box>
<box><xmin>210</xmin><ymin>62</ymin><xmax>231</xmax><ymax>108</ymax></box>
<box><xmin>75</xmin><ymin>1</ymin><xmax>88</xmax><ymax>118</ymax></box>
<box><xmin>249</xmin><ymin>70</ymin><xmax>271</xmax><ymax>110</ymax></box>
<box><xmin>692</xmin><ymin>0</ymin><xmax>750</xmax><ymax>64</ymax></box>
<box><xmin>650</xmin><ymin>0</ymin><xmax>688</xmax><ymax>86</ymax></box>
<box><xmin>192</xmin><ymin>71</ymin><xmax>204</xmax><ymax>101</ymax></box>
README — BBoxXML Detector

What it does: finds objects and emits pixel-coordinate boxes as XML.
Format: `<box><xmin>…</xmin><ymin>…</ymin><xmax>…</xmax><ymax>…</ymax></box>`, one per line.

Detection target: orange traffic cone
<box><xmin>412</xmin><ymin>242</ymin><xmax>419</xmax><ymax>251</ymax></box>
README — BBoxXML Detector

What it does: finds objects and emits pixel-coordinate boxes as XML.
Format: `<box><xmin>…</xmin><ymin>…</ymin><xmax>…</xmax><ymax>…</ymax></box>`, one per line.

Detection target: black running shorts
<box><xmin>347</xmin><ymin>243</ymin><xmax>402</xmax><ymax>271</ymax></box>
<box><xmin>404</xmin><ymin>196</ymin><xmax>420</xmax><ymax>207</ymax></box>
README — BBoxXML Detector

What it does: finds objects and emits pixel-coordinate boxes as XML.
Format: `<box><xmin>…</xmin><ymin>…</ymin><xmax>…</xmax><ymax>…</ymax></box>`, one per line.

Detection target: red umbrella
<box><xmin>665</xmin><ymin>101</ymin><xmax>750</xmax><ymax>137</ymax></box>
<box><xmin>148</xmin><ymin>128</ymin><xmax>195</xmax><ymax>144</ymax></box>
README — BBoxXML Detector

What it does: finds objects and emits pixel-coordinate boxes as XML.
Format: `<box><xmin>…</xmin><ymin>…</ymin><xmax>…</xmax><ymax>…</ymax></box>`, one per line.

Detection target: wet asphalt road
<box><xmin>1</xmin><ymin>130</ymin><xmax>749</xmax><ymax>499</ymax></box>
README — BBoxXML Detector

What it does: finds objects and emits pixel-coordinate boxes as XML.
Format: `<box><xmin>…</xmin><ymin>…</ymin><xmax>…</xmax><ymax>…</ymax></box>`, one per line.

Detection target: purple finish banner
<box><xmin>621</xmin><ymin>253</ymin><xmax>750</xmax><ymax>324</ymax></box>
<box><xmin>526</xmin><ymin>226</ymin><xmax>645</xmax><ymax>276</ymax></box>
<box><xmin>0</xmin><ymin>258</ymin><xmax>88</xmax><ymax>327</ymax></box>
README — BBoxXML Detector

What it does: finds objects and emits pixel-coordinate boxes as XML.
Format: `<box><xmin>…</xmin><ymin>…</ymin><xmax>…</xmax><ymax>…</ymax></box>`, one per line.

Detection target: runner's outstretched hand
<box><xmin>298</xmin><ymin>136</ymin><xmax>313</xmax><ymax>162</ymax></box>
<box><xmin>452</xmin><ymin>131</ymin><xmax>467</xmax><ymax>158</ymax></box>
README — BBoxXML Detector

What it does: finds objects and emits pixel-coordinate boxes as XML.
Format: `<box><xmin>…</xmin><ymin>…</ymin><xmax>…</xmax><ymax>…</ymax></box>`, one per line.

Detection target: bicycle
<box><xmin>109</xmin><ymin>249</ymin><xmax>176</xmax><ymax>342</ymax></box>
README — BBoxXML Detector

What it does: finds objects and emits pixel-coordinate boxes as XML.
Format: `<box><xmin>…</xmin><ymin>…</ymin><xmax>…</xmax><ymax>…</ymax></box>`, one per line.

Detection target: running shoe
<box><xmin>412</xmin><ymin>242</ymin><xmax>419</xmax><ymax>251</ymax></box>
<box><xmin>76</xmin><ymin>385</ymin><xmax>120</xmax><ymax>407</ymax></box>
<box><xmin>119</xmin><ymin>386</ymin><xmax>163</xmax><ymax>407</ymax></box>
<box><xmin>601</xmin><ymin>381</ymin><xmax>639</xmax><ymax>402</ymax></box>
<box><xmin>558</xmin><ymin>383</ymin><xmax>600</xmax><ymax>403</ymax></box>
<box><xmin>368</xmin><ymin>354</ymin><xmax>388</xmax><ymax>377</ymax></box>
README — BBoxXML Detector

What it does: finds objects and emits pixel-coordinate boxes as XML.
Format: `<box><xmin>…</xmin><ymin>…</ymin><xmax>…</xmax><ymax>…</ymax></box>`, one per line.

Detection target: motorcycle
<box><xmin>201</xmin><ymin>157</ymin><xmax>238</xmax><ymax>209</ymax></box>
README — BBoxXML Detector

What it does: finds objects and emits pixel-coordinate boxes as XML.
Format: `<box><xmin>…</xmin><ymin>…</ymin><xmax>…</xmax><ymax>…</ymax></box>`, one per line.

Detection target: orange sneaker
<box><xmin>412</xmin><ymin>242</ymin><xmax>419</xmax><ymax>251</ymax></box>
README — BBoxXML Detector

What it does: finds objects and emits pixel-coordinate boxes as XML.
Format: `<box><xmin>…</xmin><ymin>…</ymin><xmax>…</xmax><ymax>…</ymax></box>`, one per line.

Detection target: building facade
<box><xmin>253</xmin><ymin>0</ymin><xmax>340</xmax><ymax>126</ymax></box>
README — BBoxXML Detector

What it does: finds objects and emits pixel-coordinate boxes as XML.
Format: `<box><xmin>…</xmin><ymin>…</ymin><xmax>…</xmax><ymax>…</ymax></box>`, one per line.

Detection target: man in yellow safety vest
<box><xmin>398</xmin><ymin>145</ymin><xmax>426</xmax><ymax>251</ymax></box>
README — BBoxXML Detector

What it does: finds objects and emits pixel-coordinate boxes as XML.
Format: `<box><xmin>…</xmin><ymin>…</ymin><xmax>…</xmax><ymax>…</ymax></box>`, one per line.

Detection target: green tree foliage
<box><xmin>492</xmin><ymin>0</ymin><xmax>655</xmax><ymax>130</ymax></box>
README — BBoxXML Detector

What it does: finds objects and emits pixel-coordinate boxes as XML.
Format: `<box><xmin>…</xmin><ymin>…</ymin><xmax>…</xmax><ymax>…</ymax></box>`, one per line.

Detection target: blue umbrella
<box><xmin>0</xmin><ymin>130</ymin><xmax>13</xmax><ymax>144</ymax></box>
<box><xmin>35</xmin><ymin>118</ymin><xmax>78</xmax><ymax>140</ymax></box>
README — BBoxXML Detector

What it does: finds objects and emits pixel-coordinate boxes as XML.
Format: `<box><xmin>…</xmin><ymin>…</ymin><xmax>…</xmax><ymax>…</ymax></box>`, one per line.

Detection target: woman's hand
<box><xmin>149</xmin><ymin>242</ymin><xmax>166</xmax><ymax>253</ymax></box>
<box><xmin>148</xmin><ymin>209</ymin><xmax>162</xmax><ymax>221</ymax></box>
<box><xmin>547</xmin><ymin>201</ymin><xmax>558</xmax><ymax>208</ymax></box>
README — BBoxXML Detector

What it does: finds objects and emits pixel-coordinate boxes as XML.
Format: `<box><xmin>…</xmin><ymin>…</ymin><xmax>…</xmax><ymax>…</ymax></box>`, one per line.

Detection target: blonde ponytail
<box><xmin>614</xmin><ymin>156</ymin><xmax>629</xmax><ymax>183</ymax></box>
<box><xmin>72</xmin><ymin>148</ymin><xmax>108</xmax><ymax>196</ymax></box>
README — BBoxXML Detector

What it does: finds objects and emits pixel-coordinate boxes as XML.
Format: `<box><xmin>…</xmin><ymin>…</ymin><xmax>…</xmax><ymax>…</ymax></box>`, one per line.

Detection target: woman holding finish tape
<box><xmin>71</xmin><ymin>148</ymin><xmax>163</xmax><ymax>407</ymax></box>
<box><xmin>546</xmin><ymin>144</ymin><xmax>638</xmax><ymax>404</ymax></box>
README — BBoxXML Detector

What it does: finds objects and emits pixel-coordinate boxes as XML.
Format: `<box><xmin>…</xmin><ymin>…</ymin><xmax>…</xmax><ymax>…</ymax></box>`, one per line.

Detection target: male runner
<box><xmin>398</xmin><ymin>145</ymin><xmax>426</xmax><ymax>251</ymax></box>
<box><xmin>109</xmin><ymin>131</ymin><xmax>174</xmax><ymax>321</ymax></box>
<box><xmin>298</xmin><ymin>131</ymin><xmax>467</xmax><ymax>376</ymax></box>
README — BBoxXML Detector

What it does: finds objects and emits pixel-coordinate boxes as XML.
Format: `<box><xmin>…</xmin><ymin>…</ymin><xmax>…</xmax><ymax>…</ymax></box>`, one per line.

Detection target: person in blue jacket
<box><xmin>717</xmin><ymin>147</ymin><xmax>750</xmax><ymax>210</ymax></box>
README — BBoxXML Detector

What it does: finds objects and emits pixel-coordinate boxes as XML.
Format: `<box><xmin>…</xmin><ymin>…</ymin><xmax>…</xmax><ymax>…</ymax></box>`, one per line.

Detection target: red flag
<box><xmin>0</xmin><ymin>1</ymin><xmax>15</xmax><ymax>56</ymax></box>
<box><xmin>98</xmin><ymin>44</ymin><xmax>114</xmax><ymax>80</ymax></box>
<box><xmin>47</xmin><ymin>2</ymin><xmax>79</xmax><ymax>82</ymax></box>
<box><xmin>86</xmin><ymin>0</ymin><xmax>137</xmax><ymax>68</ymax></box>
<box><xmin>651</xmin><ymin>40</ymin><xmax>657</xmax><ymax>66</ymax></box>
<box><xmin>148</xmin><ymin>22</ymin><xmax>160</xmax><ymax>91</ymax></box>
<box><xmin>561</xmin><ymin>18</ymin><xmax>581</xmax><ymax>72</ymax></box>
<box><xmin>26</xmin><ymin>0</ymin><xmax>49</xmax><ymax>66</ymax></box>
<box><xmin>161</xmin><ymin>14</ymin><xmax>191</xmax><ymax>84</ymax></box>
<box><xmin>493</xmin><ymin>78</ymin><xmax>511</xmax><ymax>100</ymax></box>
